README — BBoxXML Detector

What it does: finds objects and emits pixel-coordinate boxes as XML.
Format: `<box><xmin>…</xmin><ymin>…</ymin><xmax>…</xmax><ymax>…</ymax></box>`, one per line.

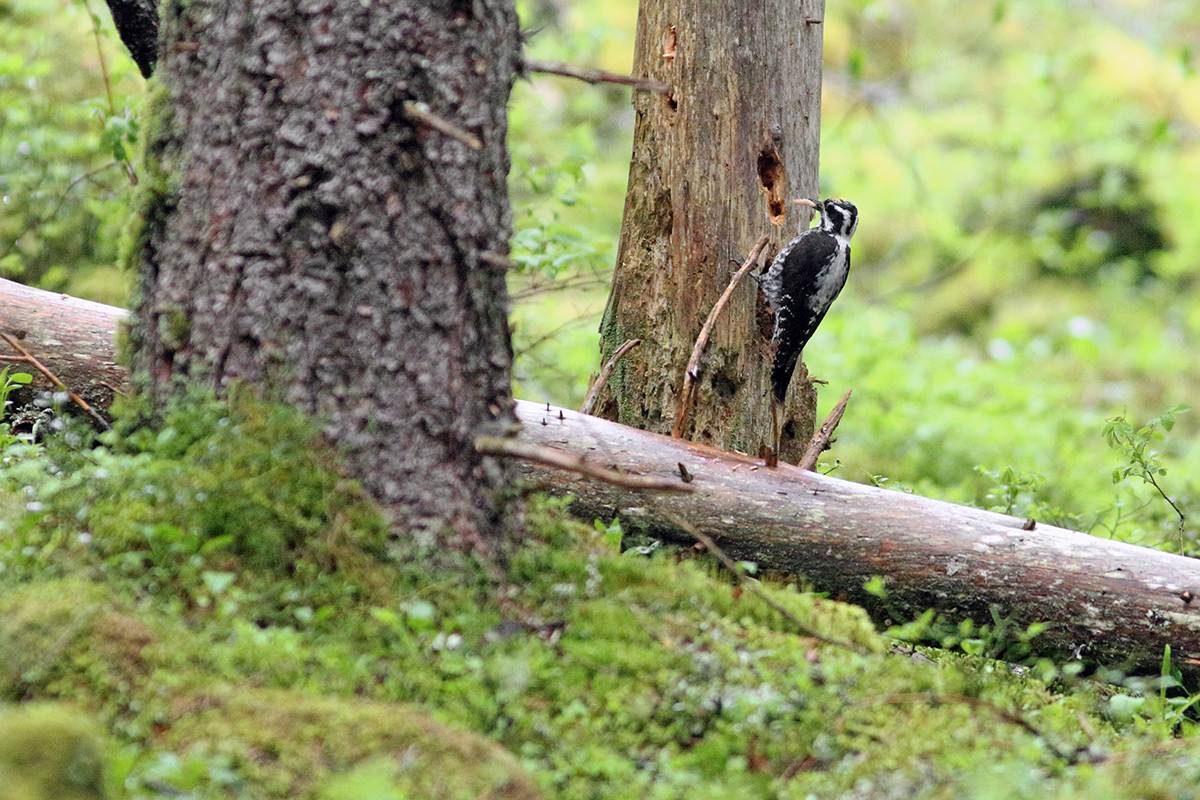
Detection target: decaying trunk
<box><xmin>598</xmin><ymin>0</ymin><xmax>827</xmax><ymax>462</ymax></box>
<box><xmin>124</xmin><ymin>0</ymin><xmax>522</xmax><ymax>549</ymax></box>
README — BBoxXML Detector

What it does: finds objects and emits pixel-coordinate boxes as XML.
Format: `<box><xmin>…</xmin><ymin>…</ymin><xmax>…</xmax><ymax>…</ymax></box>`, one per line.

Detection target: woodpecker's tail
<box><xmin>771</xmin><ymin>347</ymin><xmax>802</xmax><ymax>403</ymax></box>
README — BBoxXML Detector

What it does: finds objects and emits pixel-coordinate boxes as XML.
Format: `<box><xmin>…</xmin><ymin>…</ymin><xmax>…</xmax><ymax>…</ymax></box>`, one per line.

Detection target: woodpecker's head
<box><xmin>795</xmin><ymin>197</ymin><xmax>859</xmax><ymax>240</ymax></box>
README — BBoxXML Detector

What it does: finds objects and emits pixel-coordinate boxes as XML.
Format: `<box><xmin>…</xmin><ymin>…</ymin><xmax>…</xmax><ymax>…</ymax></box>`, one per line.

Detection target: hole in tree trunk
<box><xmin>757</xmin><ymin>146</ymin><xmax>786</xmax><ymax>225</ymax></box>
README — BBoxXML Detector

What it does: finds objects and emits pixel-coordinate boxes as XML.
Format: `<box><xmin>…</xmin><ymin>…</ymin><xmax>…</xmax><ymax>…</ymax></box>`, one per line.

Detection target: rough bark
<box><xmin>17</xmin><ymin>285</ymin><xmax>1200</xmax><ymax>681</ymax></box>
<box><xmin>598</xmin><ymin>0</ymin><xmax>827</xmax><ymax>463</ymax></box>
<box><xmin>129</xmin><ymin>0</ymin><xmax>521</xmax><ymax>549</ymax></box>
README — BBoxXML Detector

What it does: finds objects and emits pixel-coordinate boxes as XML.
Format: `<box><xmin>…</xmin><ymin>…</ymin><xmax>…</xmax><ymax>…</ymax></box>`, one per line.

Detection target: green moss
<box><xmin>117</xmin><ymin>76</ymin><xmax>178</xmax><ymax>276</ymax></box>
<box><xmin>6</xmin><ymin>398</ymin><xmax>1200</xmax><ymax>799</ymax></box>
<box><xmin>0</xmin><ymin>704</ymin><xmax>107</xmax><ymax>800</ymax></box>
<box><xmin>4</xmin><ymin>391</ymin><xmax>394</xmax><ymax>625</ymax></box>
<box><xmin>161</xmin><ymin>689</ymin><xmax>544</xmax><ymax>800</ymax></box>
<box><xmin>0</xmin><ymin>580</ymin><xmax>109</xmax><ymax>700</ymax></box>
<box><xmin>156</xmin><ymin>305</ymin><xmax>191</xmax><ymax>352</ymax></box>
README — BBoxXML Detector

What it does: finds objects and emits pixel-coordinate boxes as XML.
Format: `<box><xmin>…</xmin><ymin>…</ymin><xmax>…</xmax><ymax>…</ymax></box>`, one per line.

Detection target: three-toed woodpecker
<box><xmin>759</xmin><ymin>197</ymin><xmax>858</xmax><ymax>403</ymax></box>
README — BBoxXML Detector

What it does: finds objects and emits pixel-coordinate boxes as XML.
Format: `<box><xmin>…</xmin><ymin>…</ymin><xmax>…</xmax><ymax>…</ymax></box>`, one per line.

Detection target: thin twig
<box><xmin>798</xmin><ymin>389</ymin><xmax>852</xmax><ymax>471</ymax></box>
<box><xmin>855</xmin><ymin>693</ymin><xmax>1090</xmax><ymax>765</ymax></box>
<box><xmin>0</xmin><ymin>332</ymin><xmax>111</xmax><ymax>431</ymax></box>
<box><xmin>523</xmin><ymin>57</ymin><xmax>672</xmax><ymax>94</ymax></box>
<box><xmin>672</xmin><ymin>235</ymin><xmax>771</xmax><ymax>439</ymax></box>
<box><xmin>0</xmin><ymin>162</ymin><xmax>125</xmax><ymax>263</ymax></box>
<box><xmin>580</xmin><ymin>339</ymin><xmax>641</xmax><ymax>415</ymax></box>
<box><xmin>476</xmin><ymin>435</ymin><xmax>692</xmax><ymax>492</ymax></box>
<box><xmin>402</xmin><ymin>101</ymin><xmax>483</xmax><ymax>150</ymax></box>
<box><xmin>82</xmin><ymin>0</ymin><xmax>116</xmax><ymax>116</ymax></box>
<box><xmin>664</xmin><ymin>512</ymin><xmax>866</xmax><ymax>653</ymax></box>
<box><xmin>1144</xmin><ymin>471</ymin><xmax>1187</xmax><ymax>553</ymax></box>
<box><xmin>509</xmin><ymin>271</ymin><xmax>611</xmax><ymax>301</ymax></box>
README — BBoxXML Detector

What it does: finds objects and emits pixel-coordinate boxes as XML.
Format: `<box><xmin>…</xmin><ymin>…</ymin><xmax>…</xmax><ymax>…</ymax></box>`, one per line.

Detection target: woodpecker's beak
<box><xmin>793</xmin><ymin>198</ymin><xmax>818</xmax><ymax>209</ymax></box>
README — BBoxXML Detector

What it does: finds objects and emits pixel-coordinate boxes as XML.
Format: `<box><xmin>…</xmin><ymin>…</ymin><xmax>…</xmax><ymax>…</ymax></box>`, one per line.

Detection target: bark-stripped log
<box><xmin>5</xmin><ymin>277</ymin><xmax>1200</xmax><ymax>681</ymax></box>
<box><xmin>0</xmin><ymin>278</ymin><xmax>129</xmax><ymax>415</ymax></box>
<box><xmin>511</xmin><ymin>401</ymin><xmax>1200</xmax><ymax>682</ymax></box>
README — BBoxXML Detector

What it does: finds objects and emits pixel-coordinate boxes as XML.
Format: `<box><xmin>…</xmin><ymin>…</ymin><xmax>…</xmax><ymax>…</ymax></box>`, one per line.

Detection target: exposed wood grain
<box><xmin>598</xmin><ymin>0</ymin><xmax>828</xmax><ymax>462</ymax></box>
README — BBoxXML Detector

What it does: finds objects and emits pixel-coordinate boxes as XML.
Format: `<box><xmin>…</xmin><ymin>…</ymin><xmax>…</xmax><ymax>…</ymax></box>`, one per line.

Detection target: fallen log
<box><xmin>512</xmin><ymin>402</ymin><xmax>1200</xmax><ymax>681</ymax></box>
<box><xmin>0</xmin><ymin>278</ymin><xmax>129</xmax><ymax>414</ymax></box>
<box><xmin>5</xmin><ymin>276</ymin><xmax>1200</xmax><ymax>681</ymax></box>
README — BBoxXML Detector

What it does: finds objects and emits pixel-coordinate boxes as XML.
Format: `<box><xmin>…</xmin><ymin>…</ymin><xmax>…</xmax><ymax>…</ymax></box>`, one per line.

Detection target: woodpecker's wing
<box><xmin>770</xmin><ymin>230</ymin><xmax>846</xmax><ymax>402</ymax></box>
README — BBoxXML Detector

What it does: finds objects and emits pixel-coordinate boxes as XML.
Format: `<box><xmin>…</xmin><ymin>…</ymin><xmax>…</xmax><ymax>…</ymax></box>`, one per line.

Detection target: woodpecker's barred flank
<box><xmin>759</xmin><ymin>197</ymin><xmax>858</xmax><ymax>403</ymax></box>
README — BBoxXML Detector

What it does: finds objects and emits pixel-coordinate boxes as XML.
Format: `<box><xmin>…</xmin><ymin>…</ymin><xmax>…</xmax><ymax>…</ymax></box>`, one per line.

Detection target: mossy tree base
<box><xmin>128</xmin><ymin>0</ymin><xmax>522</xmax><ymax>551</ymax></box>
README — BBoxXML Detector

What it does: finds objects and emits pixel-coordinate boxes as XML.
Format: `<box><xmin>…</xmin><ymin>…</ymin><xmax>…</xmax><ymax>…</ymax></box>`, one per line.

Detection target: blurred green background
<box><xmin>4</xmin><ymin>0</ymin><xmax>1200</xmax><ymax>548</ymax></box>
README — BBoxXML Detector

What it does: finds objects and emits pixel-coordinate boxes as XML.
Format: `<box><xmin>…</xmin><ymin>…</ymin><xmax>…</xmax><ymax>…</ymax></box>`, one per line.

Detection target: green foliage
<box><xmin>1100</xmin><ymin>404</ymin><xmax>1193</xmax><ymax>551</ymax></box>
<box><xmin>506</xmin><ymin>0</ymin><xmax>636</xmax><ymax>407</ymax></box>
<box><xmin>1</xmin><ymin>391</ymin><xmax>393</xmax><ymax>626</ymax></box>
<box><xmin>1104</xmin><ymin>404</ymin><xmax>1190</xmax><ymax>487</ymax></box>
<box><xmin>8</xmin><ymin>0</ymin><xmax>1200</xmax><ymax>796</ymax></box>
<box><xmin>0</xmin><ymin>0</ymin><xmax>141</xmax><ymax>305</ymax></box>
<box><xmin>4</xmin><ymin>397</ymin><xmax>1200</xmax><ymax>797</ymax></box>
<box><xmin>0</xmin><ymin>367</ymin><xmax>33</xmax><ymax>447</ymax></box>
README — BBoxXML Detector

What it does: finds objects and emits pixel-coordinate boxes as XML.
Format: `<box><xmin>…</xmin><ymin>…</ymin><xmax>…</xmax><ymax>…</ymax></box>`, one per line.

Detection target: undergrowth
<box><xmin>1</xmin><ymin>394</ymin><xmax>1200</xmax><ymax>799</ymax></box>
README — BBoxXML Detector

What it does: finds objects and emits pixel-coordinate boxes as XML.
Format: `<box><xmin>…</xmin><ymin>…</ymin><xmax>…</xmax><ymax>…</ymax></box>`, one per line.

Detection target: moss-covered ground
<box><xmin>3</xmin><ymin>395</ymin><xmax>1200</xmax><ymax>800</ymax></box>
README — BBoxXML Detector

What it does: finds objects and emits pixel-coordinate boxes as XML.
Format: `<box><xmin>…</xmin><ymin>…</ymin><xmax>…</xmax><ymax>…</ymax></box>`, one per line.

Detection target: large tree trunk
<box><xmin>6</xmin><ymin>282</ymin><xmax>1200</xmax><ymax>680</ymax></box>
<box><xmin>127</xmin><ymin>0</ymin><xmax>521</xmax><ymax>549</ymax></box>
<box><xmin>598</xmin><ymin>0</ymin><xmax>826</xmax><ymax>462</ymax></box>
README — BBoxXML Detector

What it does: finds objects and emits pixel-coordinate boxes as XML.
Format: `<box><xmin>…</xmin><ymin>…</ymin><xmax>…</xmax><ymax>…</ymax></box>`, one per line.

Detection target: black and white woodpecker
<box><xmin>760</xmin><ymin>197</ymin><xmax>859</xmax><ymax>404</ymax></box>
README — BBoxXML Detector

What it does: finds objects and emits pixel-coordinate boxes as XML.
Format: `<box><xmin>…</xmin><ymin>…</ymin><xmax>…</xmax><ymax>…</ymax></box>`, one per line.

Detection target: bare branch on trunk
<box><xmin>671</xmin><ymin>236</ymin><xmax>770</xmax><ymax>439</ymax></box>
<box><xmin>798</xmin><ymin>389</ymin><xmax>851</xmax><ymax>471</ymax></box>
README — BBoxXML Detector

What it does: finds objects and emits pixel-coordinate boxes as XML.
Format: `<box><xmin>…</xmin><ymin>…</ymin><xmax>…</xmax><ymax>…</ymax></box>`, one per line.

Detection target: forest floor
<box><xmin>2</xmin><ymin>394</ymin><xmax>1200</xmax><ymax>800</ymax></box>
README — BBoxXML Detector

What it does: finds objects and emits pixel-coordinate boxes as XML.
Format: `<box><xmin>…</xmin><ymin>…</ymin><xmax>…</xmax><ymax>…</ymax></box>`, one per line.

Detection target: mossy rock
<box><xmin>0</xmin><ymin>703</ymin><xmax>107</xmax><ymax>800</ymax></box>
<box><xmin>159</xmin><ymin>688</ymin><xmax>544</xmax><ymax>800</ymax></box>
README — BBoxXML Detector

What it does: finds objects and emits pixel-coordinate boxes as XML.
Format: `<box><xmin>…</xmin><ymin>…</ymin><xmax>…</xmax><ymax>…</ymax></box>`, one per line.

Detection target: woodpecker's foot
<box><xmin>759</xmin><ymin>444</ymin><xmax>778</xmax><ymax>469</ymax></box>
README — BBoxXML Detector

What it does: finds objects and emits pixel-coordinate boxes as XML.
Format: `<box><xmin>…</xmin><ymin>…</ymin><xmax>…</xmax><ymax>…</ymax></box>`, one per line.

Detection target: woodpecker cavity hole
<box><xmin>757</xmin><ymin>147</ymin><xmax>786</xmax><ymax>225</ymax></box>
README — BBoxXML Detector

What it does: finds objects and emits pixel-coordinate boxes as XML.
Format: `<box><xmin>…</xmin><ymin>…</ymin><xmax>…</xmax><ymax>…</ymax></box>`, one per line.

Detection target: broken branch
<box><xmin>798</xmin><ymin>389</ymin><xmax>851</xmax><ymax>471</ymax></box>
<box><xmin>475</xmin><ymin>434</ymin><xmax>692</xmax><ymax>493</ymax></box>
<box><xmin>580</xmin><ymin>338</ymin><xmax>642</xmax><ymax>416</ymax></box>
<box><xmin>523</xmin><ymin>57</ymin><xmax>672</xmax><ymax>94</ymax></box>
<box><xmin>0</xmin><ymin>332</ymin><xmax>111</xmax><ymax>431</ymax></box>
<box><xmin>402</xmin><ymin>101</ymin><xmax>483</xmax><ymax>150</ymax></box>
<box><xmin>672</xmin><ymin>235</ymin><xmax>771</xmax><ymax>439</ymax></box>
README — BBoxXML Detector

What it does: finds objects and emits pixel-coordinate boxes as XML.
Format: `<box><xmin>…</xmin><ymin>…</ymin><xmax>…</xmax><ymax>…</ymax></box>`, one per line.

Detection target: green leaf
<box><xmin>200</xmin><ymin>571</ymin><xmax>236</xmax><ymax>595</ymax></box>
